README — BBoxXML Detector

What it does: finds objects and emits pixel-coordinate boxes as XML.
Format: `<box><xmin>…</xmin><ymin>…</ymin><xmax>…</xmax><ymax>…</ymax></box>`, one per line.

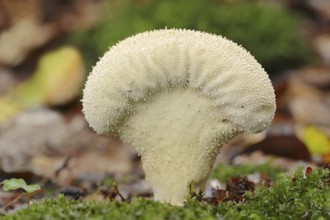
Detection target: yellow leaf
<box><xmin>303</xmin><ymin>126</ymin><xmax>330</xmax><ymax>155</ymax></box>
<box><xmin>0</xmin><ymin>46</ymin><xmax>85</xmax><ymax>123</ymax></box>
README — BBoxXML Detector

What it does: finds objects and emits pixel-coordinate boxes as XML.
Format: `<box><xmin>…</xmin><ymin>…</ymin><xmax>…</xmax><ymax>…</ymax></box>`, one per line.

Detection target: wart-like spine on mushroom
<box><xmin>82</xmin><ymin>29</ymin><xmax>276</xmax><ymax>206</ymax></box>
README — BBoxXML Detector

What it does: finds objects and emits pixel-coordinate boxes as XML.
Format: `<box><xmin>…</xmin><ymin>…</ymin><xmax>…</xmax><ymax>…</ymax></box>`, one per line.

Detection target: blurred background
<box><xmin>0</xmin><ymin>0</ymin><xmax>330</xmax><ymax>207</ymax></box>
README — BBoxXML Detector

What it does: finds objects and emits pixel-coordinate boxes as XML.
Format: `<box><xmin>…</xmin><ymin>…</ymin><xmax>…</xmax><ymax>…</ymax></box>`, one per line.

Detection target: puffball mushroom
<box><xmin>82</xmin><ymin>29</ymin><xmax>276</xmax><ymax>206</ymax></box>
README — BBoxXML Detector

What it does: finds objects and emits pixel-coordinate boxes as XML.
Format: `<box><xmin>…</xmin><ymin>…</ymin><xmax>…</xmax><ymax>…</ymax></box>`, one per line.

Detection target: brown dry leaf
<box><xmin>308</xmin><ymin>0</ymin><xmax>330</xmax><ymax>20</ymax></box>
<box><xmin>55</xmin><ymin>0</ymin><xmax>106</xmax><ymax>31</ymax></box>
<box><xmin>0</xmin><ymin>109</ymin><xmax>72</xmax><ymax>172</ymax></box>
<box><xmin>1</xmin><ymin>0</ymin><xmax>42</xmax><ymax>23</ymax></box>
<box><xmin>0</xmin><ymin>2</ymin><xmax>10</xmax><ymax>30</ymax></box>
<box><xmin>0</xmin><ymin>0</ymin><xmax>106</xmax><ymax>66</ymax></box>
<box><xmin>0</xmin><ymin>18</ymin><xmax>56</xmax><ymax>65</ymax></box>
<box><xmin>0</xmin><ymin>0</ymin><xmax>49</xmax><ymax>65</ymax></box>
<box><xmin>211</xmin><ymin>177</ymin><xmax>255</xmax><ymax>204</ymax></box>
<box><xmin>0</xmin><ymin>108</ymin><xmax>136</xmax><ymax>178</ymax></box>
<box><xmin>0</xmin><ymin>69</ymin><xmax>17</xmax><ymax>95</ymax></box>
<box><xmin>286</xmin><ymin>67</ymin><xmax>330</xmax><ymax>127</ymax></box>
<box><xmin>240</xmin><ymin>135</ymin><xmax>311</xmax><ymax>161</ymax></box>
<box><xmin>31</xmin><ymin>150</ymin><xmax>133</xmax><ymax>183</ymax></box>
<box><xmin>314</xmin><ymin>35</ymin><xmax>330</xmax><ymax>67</ymax></box>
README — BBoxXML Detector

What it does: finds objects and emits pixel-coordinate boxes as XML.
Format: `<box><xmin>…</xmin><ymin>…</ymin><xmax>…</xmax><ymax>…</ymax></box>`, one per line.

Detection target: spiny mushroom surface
<box><xmin>82</xmin><ymin>29</ymin><xmax>276</xmax><ymax>206</ymax></box>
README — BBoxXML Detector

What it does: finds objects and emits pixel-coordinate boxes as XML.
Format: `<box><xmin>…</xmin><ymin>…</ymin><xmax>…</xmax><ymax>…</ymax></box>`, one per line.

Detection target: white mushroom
<box><xmin>82</xmin><ymin>29</ymin><xmax>276</xmax><ymax>206</ymax></box>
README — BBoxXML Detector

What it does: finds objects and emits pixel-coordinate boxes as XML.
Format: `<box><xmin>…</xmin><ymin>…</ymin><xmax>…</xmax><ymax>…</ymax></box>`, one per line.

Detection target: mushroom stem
<box><xmin>119</xmin><ymin>88</ymin><xmax>241</xmax><ymax>205</ymax></box>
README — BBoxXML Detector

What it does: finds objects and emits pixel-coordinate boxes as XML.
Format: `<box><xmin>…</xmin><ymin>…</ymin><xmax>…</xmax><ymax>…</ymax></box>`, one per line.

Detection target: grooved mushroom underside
<box><xmin>82</xmin><ymin>29</ymin><xmax>276</xmax><ymax>206</ymax></box>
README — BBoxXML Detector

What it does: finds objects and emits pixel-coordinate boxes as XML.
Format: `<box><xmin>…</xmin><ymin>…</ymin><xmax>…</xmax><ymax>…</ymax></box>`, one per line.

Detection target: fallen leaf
<box><xmin>0</xmin><ymin>46</ymin><xmax>85</xmax><ymax>122</ymax></box>
<box><xmin>1</xmin><ymin>178</ymin><xmax>40</xmax><ymax>193</ymax></box>
<box><xmin>303</xmin><ymin>126</ymin><xmax>330</xmax><ymax>155</ymax></box>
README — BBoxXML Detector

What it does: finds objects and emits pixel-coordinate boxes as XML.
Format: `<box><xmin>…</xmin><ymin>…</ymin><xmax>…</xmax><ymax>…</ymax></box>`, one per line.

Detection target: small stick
<box><xmin>3</xmin><ymin>192</ymin><xmax>25</xmax><ymax>210</ymax></box>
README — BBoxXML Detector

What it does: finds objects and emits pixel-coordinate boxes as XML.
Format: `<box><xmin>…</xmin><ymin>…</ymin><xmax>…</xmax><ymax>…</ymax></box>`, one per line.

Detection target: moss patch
<box><xmin>216</xmin><ymin>167</ymin><xmax>330</xmax><ymax>219</ymax></box>
<box><xmin>67</xmin><ymin>0</ymin><xmax>314</xmax><ymax>74</ymax></box>
<box><xmin>2</xmin><ymin>167</ymin><xmax>329</xmax><ymax>220</ymax></box>
<box><xmin>2</xmin><ymin>196</ymin><xmax>214</xmax><ymax>220</ymax></box>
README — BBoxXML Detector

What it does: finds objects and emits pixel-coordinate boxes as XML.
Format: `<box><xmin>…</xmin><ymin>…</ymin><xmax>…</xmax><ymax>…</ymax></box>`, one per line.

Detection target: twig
<box><xmin>54</xmin><ymin>156</ymin><xmax>72</xmax><ymax>178</ymax></box>
<box><xmin>3</xmin><ymin>192</ymin><xmax>25</xmax><ymax>210</ymax></box>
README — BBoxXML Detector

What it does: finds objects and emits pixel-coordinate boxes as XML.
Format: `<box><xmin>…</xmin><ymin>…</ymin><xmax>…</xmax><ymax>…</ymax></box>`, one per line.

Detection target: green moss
<box><xmin>3</xmin><ymin>167</ymin><xmax>329</xmax><ymax>220</ymax></box>
<box><xmin>67</xmin><ymin>0</ymin><xmax>314</xmax><ymax>74</ymax></box>
<box><xmin>204</xmin><ymin>2</ymin><xmax>314</xmax><ymax>74</ymax></box>
<box><xmin>211</xmin><ymin>163</ymin><xmax>285</xmax><ymax>182</ymax></box>
<box><xmin>215</xmin><ymin>167</ymin><xmax>330</xmax><ymax>219</ymax></box>
<box><xmin>1</xmin><ymin>196</ymin><xmax>214</xmax><ymax>220</ymax></box>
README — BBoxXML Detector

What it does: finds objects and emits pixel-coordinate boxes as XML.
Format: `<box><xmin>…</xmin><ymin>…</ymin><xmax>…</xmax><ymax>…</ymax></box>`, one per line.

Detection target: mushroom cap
<box><xmin>82</xmin><ymin>29</ymin><xmax>276</xmax><ymax>135</ymax></box>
